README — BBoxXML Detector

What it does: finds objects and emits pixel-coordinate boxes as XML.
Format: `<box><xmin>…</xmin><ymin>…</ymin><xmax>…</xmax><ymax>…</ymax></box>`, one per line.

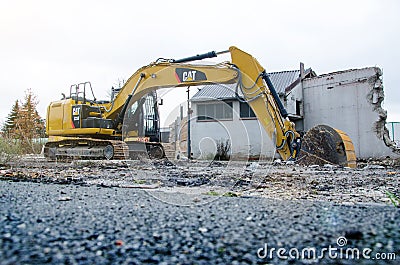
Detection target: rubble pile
<box><xmin>1</xmin><ymin>157</ymin><xmax>399</xmax><ymax>206</ymax></box>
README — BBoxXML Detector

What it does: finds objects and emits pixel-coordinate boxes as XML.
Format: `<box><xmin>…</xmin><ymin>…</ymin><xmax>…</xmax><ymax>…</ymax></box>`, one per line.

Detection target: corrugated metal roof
<box><xmin>191</xmin><ymin>70</ymin><xmax>301</xmax><ymax>102</ymax></box>
<box><xmin>268</xmin><ymin>70</ymin><xmax>300</xmax><ymax>93</ymax></box>
<box><xmin>190</xmin><ymin>84</ymin><xmax>237</xmax><ymax>102</ymax></box>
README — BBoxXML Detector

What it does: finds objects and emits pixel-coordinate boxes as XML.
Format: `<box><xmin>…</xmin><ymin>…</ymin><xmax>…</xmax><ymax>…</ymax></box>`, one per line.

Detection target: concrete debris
<box><xmin>58</xmin><ymin>196</ymin><xmax>72</xmax><ymax>201</ymax></box>
<box><xmin>285</xmin><ymin>160</ymin><xmax>295</xmax><ymax>166</ymax></box>
<box><xmin>244</xmin><ymin>162</ymin><xmax>259</xmax><ymax>172</ymax></box>
<box><xmin>323</xmin><ymin>164</ymin><xmax>334</xmax><ymax>169</ymax></box>
<box><xmin>362</xmin><ymin>165</ymin><xmax>385</xmax><ymax>170</ymax></box>
<box><xmin>2</xmin><ymin>157</ymin><xmax>399</xmax><ymax>206</ymax></box>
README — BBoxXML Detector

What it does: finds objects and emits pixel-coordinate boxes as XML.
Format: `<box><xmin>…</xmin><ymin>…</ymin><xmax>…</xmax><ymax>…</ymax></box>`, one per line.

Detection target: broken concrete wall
<box><xmin>303</xmin><ymin>67</ymin><xmax>399</xmax><ymax>159</ymax></box>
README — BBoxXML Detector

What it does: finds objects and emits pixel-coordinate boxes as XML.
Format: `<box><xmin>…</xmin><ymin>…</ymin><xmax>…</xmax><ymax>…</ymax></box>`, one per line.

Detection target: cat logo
<box><xmin>183</xmin><ymin>70</ymin><xmax>197</xmax><ymax>81</ymax></box>
<box><xmin>71</xmin><ymin>106</ymin><xmax>82</xmax><ymax>128</ymax></box>
<box><xmin>175</xmin><ymin>68</ymin><xmax>207</xmax><ymax>83</ymax></box>
<box><xmin>72</xmin><ymin>107</ymin><xmax>80</xmax><ymax>116</ymax></box>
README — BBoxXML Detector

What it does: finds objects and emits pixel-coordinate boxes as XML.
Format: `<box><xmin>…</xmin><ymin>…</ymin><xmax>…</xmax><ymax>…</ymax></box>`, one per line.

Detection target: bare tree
<box><xmin>1</xmin><ymin>89</ymin><xmax>45</xmax><ymax>153</ymax></box>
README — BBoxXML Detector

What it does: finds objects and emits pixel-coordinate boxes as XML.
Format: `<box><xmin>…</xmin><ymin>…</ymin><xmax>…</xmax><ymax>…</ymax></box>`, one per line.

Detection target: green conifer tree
<box><xmin>1</xmin><ymin>100</ymin><xmax>20</xmax><ymax>137</ymax></box>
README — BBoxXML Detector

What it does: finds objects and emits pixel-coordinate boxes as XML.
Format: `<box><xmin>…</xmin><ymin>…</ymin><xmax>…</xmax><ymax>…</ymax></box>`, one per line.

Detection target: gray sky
<box><xmin>1</xmin><ymin>0</ymin><xmax>399</xmax><ymax>126</ymax></box>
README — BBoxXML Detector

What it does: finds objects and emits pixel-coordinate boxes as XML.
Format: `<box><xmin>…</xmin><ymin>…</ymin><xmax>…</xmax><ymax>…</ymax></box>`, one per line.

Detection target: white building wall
<box><xmin>282</xmin><ymin>82</ymin><xmax>304</xmax><ymax>131</ymax></box>
<box><xmin>190</xmin><ymin>101</ymin><xmax>275</xmax><ymax>160</ymax></box>
<box><xmin>285</xmin><ymin>83</ymin><xmax>302</xmax><ymax>116</ymax></box>
<box><xmin>303</xmin><ymin>67</ymin><xmax>398</xmax><ymax>158</ymax></box>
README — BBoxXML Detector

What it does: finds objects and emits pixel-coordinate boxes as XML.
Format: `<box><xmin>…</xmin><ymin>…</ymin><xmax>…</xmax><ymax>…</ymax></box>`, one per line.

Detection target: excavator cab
<box><xmin>123</xmin><ymin>91</ymin><xmax>160</xmax><ymax>142</ymax></box>
<box><xmin>123</xmin><ymin>91</ymin><xmax>164</xmax><ymax>158</ymax></box>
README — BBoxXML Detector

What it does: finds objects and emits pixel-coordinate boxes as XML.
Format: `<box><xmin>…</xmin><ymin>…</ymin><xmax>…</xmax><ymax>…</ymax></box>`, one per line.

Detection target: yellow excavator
<box><xmin>44</xmin><ymin>46</ymin><xmax>356</xmax><ymax>168</ymax></box>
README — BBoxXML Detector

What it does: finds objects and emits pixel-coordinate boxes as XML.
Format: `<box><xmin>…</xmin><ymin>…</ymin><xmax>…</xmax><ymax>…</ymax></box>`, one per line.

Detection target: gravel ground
<box><xmin>1</xmin><ymin>181</ymin><xmax>399</xmax><ymax>264</ymax></box>
<box><xmin>0</xmin><ymin>157</ymin><xmax>399</xmax><ymax>264</ymax></box>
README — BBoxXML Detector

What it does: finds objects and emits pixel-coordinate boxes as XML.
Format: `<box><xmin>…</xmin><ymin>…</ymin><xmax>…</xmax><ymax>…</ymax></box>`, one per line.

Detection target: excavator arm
<box><xmin>103</xmin><ymin>46</ymin><xmax>300</xmax><ymax>160</ymax></box>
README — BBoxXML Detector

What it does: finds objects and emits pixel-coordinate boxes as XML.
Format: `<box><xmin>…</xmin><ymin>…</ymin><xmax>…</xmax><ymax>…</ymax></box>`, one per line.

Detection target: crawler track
<box><xmin>44</xmin><ymin>138</ymin><xmax>129</xmax><ymax>161</ymax></box>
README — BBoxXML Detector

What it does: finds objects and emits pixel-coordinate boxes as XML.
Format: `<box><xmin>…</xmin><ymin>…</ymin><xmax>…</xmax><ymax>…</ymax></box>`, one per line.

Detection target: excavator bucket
<box><xmin>298</xmin><ymin>125</ymin><xmax>357</xmax><ymax>168</ymax></box>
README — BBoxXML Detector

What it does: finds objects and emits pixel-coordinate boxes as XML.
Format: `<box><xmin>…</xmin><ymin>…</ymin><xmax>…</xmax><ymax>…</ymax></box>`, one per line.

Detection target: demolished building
<box><xmin>301</xmin><ymin>66</ymin><xmax>398</xmax><ymax>158</ymax></box>
<box><xmin>169</xmin><ymin>65</ymin><xmax>399</xmax><ymax>160</ymax></box>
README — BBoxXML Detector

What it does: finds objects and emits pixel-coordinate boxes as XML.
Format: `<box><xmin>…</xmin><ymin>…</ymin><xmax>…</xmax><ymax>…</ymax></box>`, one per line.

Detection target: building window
<box><xmin>197</xmin><ymin>102</ymin><xmax>233</xmax><ymax>121</ymax></box>
<box><xmin>296</xmin><ymin>100</ymin><xmax>302</xmax><ymax>116</ymax></box>
<box><xmin>239</xmin><ymin>102</ymin><xmax>256</xmax><ymax>118</ymax></box>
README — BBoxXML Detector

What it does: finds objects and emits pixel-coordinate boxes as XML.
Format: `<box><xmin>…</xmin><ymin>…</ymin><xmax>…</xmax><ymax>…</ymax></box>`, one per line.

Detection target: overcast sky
<box><xmin>1</xmin><ymin>0</ymin><xmax>399</xmax><ymax>127</ymax></box>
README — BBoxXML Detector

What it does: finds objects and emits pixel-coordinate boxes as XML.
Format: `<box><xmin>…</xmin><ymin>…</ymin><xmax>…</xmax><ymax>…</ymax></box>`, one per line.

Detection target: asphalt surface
<box><xmin>0</xmin><ymin>181</ymin><xmax>399</xmax><ymax>264</ymax></box>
